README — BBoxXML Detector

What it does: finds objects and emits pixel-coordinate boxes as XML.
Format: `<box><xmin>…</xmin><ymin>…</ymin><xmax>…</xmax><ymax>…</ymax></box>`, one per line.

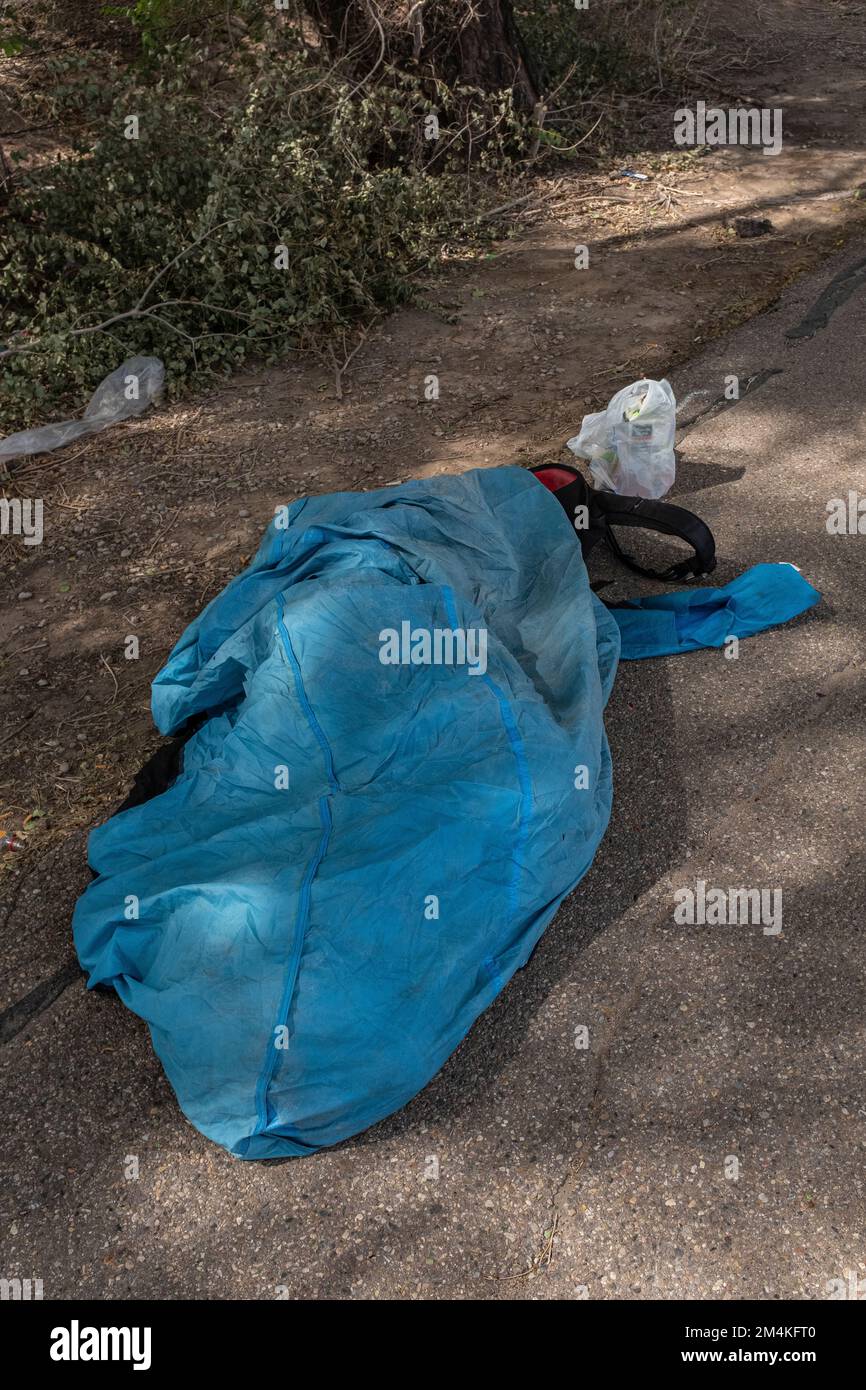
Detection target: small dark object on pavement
<box><xmin>732</xmin><ymin>216</ymin><xmax>774</xmax><ymax>238</ymax></box>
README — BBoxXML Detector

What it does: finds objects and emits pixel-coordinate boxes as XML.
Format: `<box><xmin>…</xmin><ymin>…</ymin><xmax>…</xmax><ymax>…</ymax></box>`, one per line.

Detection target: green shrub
<box><xmin>517</xmin><ymin>0</ymin><xmax>709</xmax><ymax>142</ymax></box>
<box><xmin>0</xmin><ymin>38</ymin><xmax>524</xmax><ymax>432</ymax></box>
<box><xmin>104</xmin><ymin>1</ymin><xmax>247</xmax><ymax>55</ymax></box>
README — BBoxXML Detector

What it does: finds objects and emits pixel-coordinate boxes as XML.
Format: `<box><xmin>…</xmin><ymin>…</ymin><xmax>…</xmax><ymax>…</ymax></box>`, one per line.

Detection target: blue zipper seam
<box><xmin>252</xmin><ymin>595</ymin><xmax>339</xmax><ymax>1135</ymax></box>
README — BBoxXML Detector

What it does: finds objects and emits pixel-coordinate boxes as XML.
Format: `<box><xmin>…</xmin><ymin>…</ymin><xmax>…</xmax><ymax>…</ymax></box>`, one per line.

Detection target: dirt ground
<box><xmin>1</xmin><ymin>0</ymin><xmax>865</xmax><ymax>1097</ymax></box>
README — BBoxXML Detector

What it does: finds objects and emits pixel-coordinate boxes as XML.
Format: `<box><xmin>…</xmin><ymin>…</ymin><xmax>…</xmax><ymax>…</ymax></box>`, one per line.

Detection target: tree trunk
<box><xmin>0</xmin><ymin>143</ymin><xmax>13</xmax><ymax>206</ymax></box>
<box><xmin>429</xmin><ymin>0</ymin><xmax>540</xmax><ymax>109</ymax></box>
<box><xmin>304</xmin><ymin>0</ymin><xmax>540</xmax><ymax>110</ymax></box>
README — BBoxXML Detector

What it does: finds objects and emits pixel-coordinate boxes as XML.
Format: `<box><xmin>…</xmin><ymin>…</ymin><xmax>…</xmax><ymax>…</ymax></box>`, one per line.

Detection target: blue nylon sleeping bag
<box><xmin>72</xmin><ymin>466</ymin><xmax>819</xmax><ymax>1157</ymax></box>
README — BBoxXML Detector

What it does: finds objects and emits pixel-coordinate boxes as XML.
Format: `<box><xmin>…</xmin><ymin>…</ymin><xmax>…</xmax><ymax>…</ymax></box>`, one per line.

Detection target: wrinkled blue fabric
<box><xmin>72</xmin><ymin>467</ymin><xmax>820</xmax><ymax>1158</ymax></box>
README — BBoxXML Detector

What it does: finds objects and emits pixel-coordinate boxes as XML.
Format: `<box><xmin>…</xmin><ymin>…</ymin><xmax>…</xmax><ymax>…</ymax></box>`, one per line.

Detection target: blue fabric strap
<box><xmin>610</xmin><ymin>563</ymin><xmax>821</xmax><ymax>660</ymax></box>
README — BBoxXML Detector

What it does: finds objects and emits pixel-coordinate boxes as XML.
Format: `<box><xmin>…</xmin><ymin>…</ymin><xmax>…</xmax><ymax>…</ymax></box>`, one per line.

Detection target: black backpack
<box><xmin>531</xmin><ymin>463</ymin><xmax>716</xmax><ymax>583</ymax></box>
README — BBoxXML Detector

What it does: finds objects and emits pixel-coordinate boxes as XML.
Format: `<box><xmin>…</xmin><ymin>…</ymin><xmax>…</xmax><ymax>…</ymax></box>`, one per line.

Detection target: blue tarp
<box><xmin>72</xmin><ymin>467</ymin><xmax>820</xmax><ymax>1157</ymax></box>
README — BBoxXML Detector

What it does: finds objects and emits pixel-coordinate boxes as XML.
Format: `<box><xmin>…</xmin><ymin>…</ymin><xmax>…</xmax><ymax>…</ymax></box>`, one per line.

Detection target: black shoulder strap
<box><xmin>531</xmin><ymin>464</ymin><xmax>716</xmax><ymax>582</ymax></box>
<box><xmin>594</xmin><ymin>492</ymin><xmax>716</xmax><ymax>581</ymax></box>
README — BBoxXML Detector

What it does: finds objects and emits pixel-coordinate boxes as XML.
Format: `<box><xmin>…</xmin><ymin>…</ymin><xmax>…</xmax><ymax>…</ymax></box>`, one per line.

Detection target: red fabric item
<box><xmin>532</xmin><ymin>465</ymin><xmax>579</xmax><ymax>494</ymax></box>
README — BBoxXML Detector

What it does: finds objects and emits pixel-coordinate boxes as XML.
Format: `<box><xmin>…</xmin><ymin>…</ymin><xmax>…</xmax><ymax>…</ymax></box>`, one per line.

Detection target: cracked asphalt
<box><xmin>1</xmin><ymin>240</ymin><xmax>865</xmax><ymax>1301</ymax></box>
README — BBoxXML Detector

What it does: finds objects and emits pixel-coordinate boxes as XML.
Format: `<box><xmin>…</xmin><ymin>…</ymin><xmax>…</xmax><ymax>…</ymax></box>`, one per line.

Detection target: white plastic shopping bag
<box><xmin>567</xmin><ymin>377</ymin><xmax>677</xmax><ymax>499</ymax></box>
